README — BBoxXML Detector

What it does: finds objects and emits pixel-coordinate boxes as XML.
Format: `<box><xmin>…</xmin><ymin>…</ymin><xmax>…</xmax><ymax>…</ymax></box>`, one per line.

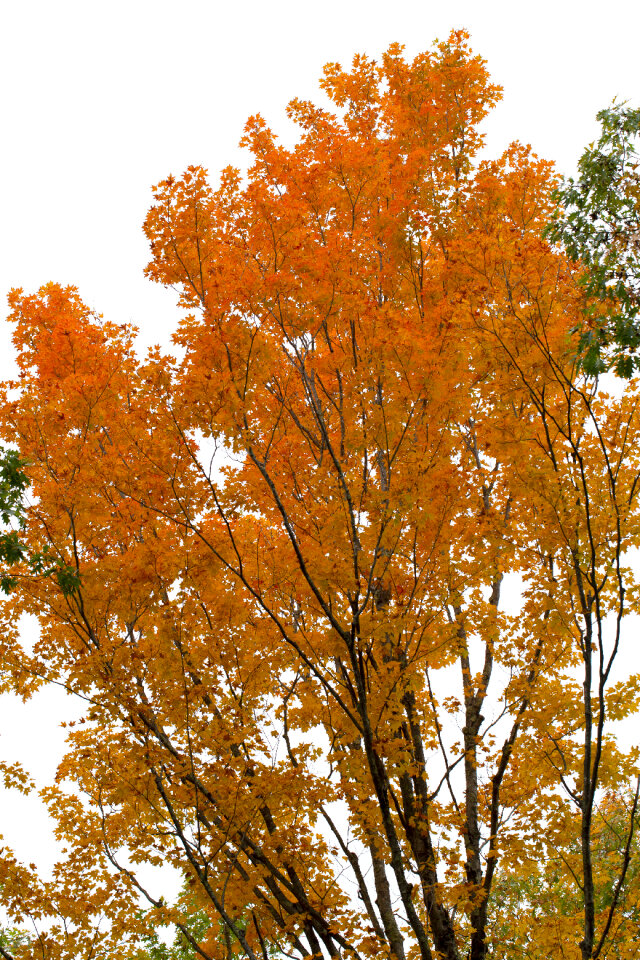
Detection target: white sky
<box><xmin>0</xmin><ymin>0</ymin><xmax>639</xmax><ymax>895</ymax></box>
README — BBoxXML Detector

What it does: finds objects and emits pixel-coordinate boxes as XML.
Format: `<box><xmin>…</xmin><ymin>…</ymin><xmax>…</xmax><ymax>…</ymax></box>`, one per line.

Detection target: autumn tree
<box><xmin>1</xmin><ymin>31</ymin><xmax>639</xmax><ymax>960</ymax></box>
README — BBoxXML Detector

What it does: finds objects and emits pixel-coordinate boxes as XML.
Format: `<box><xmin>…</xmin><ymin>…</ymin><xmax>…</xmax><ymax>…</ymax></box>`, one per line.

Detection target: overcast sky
<box><xmin>2</xmin><ymin>0</ymin><xmax>640</xmax><ymax>361</ymax></box>
<box><xmin>1</xmin><ymin>0</ymin><xmax>639</xmax><ymax>886</ymax></box>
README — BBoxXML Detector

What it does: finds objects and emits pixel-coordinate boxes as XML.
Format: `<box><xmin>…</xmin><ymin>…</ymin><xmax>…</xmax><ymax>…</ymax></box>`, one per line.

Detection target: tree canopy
<box><xmin>0</xmin><ymin>31</ymin><xmax>639</xmax><ymax>960</ymax></box>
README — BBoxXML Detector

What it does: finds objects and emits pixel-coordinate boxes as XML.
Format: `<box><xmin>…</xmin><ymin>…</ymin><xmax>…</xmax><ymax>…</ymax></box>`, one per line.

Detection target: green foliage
<box><xmin>0</xmin><ymin>449</ymin><xmax>29</xmax><ymax>526</ymax></box>
<box><xmin>0</xmin><ymin>923</ymin><xmax>32</xmax><ymax>955</ymax></box>
<box><xmin>546</xmin><ymin>103</ymin><xmax>640</xmax><ymax>376</ymax></box>
<box><xmin>135</xmin><ymin>902</ymin><xmax>212</xmax><ymax>960</ymax></box>
<box><xmin>0</xmin><ymin>446</ymin><xmax>80</xmax><ymax>597</ymax></box>
<box><xmin>0</xmin><ymin>447</ymin><xmax>29</xmax><ymax>594</ymax></box>
<box><xmin>28</xmin><ymin>546</ymin><xmax>81</xmax><ymax>597</ymax></box>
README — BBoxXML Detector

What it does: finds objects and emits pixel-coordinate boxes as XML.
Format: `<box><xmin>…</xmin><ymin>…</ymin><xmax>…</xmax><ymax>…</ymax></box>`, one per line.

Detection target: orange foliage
<box><xmin>1</xmin><ymin>31</ymin><xmax>639</xmax><ymax>960</ymax></box>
